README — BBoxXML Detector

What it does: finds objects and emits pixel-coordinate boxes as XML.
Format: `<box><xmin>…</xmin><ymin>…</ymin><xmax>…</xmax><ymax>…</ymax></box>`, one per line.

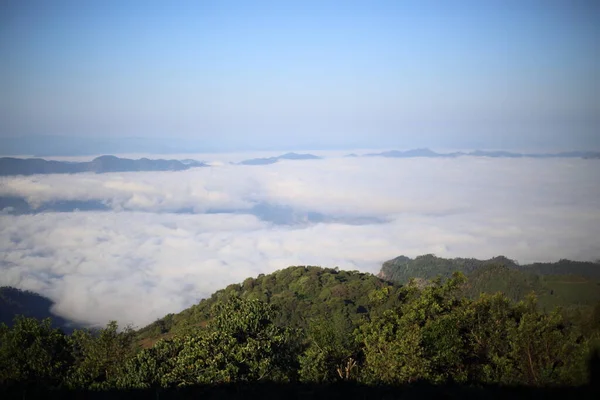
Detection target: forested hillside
<box><xmin>379</xmin><ymin>254</ymin><xmax>600</xmax><ymax>283</ymax></box>
<box><xmin>2</xmin><ymin>263</ymin><xmax>600</xmax><ymax>398</ymax></box>
<box><xmin>378</xmin><ymin>254</ymin><xmax>518</xmax><ymax>282</ymax></box>
<box><xmin>137</xmin><ymin>266</ymin><xmax>405</xmax><ymax>343</ymax></box>
<box><xmin>379</xmin><ymin>255</ymin><xmax>600</xmax><ymax>314</ymax></box>
<box><xmin>0</xmin><ymin>287</ymin><xmax>75</xmax><ymax>332</ymax></box>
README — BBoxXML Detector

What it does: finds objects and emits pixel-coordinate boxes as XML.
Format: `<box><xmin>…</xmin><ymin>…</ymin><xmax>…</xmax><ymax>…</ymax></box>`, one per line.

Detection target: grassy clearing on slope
<box><xmin>539</xmin><ymin>275</ymin><xmax>600</xmax><ymax>311</ymax></box>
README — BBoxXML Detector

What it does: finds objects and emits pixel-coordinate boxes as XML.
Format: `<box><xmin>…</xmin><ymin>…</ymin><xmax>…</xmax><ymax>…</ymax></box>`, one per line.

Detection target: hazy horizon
<box><xmin>2</xmin><ymin>1</ymin><xmax>599</xmax><ymax>153</ymax></box>
<box><xmin>2</xmin><ymin>156</ymin><xmax>599</xmax><ymax>327</ymax></box>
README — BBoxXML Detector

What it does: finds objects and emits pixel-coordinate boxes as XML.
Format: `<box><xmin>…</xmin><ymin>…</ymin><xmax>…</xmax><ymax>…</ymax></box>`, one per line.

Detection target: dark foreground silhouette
<box><xmin>2</xmin><ymin>350</ymin><xmax>599</xmax><ymax>400</ymax></box>
<box><xmin>1</xmin><ymin>382</ymin><xmax>599</xmax><ymax>400</ymax></box>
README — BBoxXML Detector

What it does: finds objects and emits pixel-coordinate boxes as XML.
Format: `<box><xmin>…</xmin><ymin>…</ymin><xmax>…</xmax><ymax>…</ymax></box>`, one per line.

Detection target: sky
<box><xmin>1</xmin><ymin>0</ymin><xmax>599</xmax><ymax>152</ymax></box>
<box><xmin>1</xmin><ymin>156</ymin><xmax>599</xmax><ymax>327</ymax></box>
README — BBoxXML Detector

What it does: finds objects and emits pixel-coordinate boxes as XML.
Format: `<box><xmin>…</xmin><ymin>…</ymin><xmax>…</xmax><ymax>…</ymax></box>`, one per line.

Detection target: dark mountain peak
<box><xmin>365</xmin><ymin>148</ymin><xmax>450</xmax><ymax>158</ymax></box>
<box><xmin>92</xmin><ymin>155</ymin><xmax>120</xmax><ymax>162</ymax></box>
<box><xmin>362</xmin><ymin>148</ymin><xmax>600</xmax><ymax>159</ymax></box>
<box><xmin>239</xmin><ymin>157</ymin><xmax>279</xmax><ymax>165</ymax></box>
<box><xmin>0</xmin><ymin>286</ymin><xmax>77</xmax><ymax>332</ymax></box>
<box><xmin>388</xmin><ymin>255</ymin><xmax>412</xmax><ymax>263</ymax></box>
<box><xmin>379</xmin><ymin>254</ymin><xmax>600</xmax><ymax>285</ymax></box>
<box><xmin>485</xmin><ymin>255</ymin><xmax>518</xmax><ymax>266</ymax></box>
<box><xmin>0</xmin><ymin>155</ymin><xmax>206</xmax><ymax>176</ymax></box>
<box><xmin>239</xmin><ymin>152</ymin><xmax>321</xmax><ymax>165</ymax></box>
<box><xmin>415</xmin><ymin>253</ymin><xmax>438</xmax><ymax>260</ymax></box>
<box><xmin>404</xmin><ymin>148</ymin><xmax>438</xmax><ymax>156</ymax></box>
<box><xmin>278</xmin><ymin>152</ymin><xmax>321</xmax><ymax>160</ymax></box>
<box><xmin>180</xmin><ymin>159</ymin><xmax>206</xmax><ymax>166</ymax></box>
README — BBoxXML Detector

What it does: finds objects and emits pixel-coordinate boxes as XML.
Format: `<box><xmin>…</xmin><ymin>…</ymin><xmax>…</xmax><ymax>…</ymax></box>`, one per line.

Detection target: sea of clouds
<box><xmin>1</xmin><ymin>154</ymin><xmax>599</xmax><ymax>328</ymax></box>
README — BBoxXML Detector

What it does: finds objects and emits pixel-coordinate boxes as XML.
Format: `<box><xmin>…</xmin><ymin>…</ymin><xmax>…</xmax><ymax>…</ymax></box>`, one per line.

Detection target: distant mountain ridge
<box><xmin>363</xmin><ymin>148</ymin><xmax>600</xmax><ymax>159</ymax></box>
<box><xmin>378</xmin><ymin>254</ymin><xmax>600</xmax><ymax>282</ymax></box>
<box><xmin>0</xmin><ymin>287</ymin><xmax>77</xmax><ymax>332</ymax></box>
<box><xmin>3</xmin><ymin>150</ymin><xmax>597</xmax><ymax>176</ymax></box>
<box><xmin>0</xmin><ymin>155</ymin><xmax>206</xmax><ymax>176</ymax></box>
<box><xmin>239</xmin><ymin>152</ymin><xmax>321</xmax><ymax>165</ymax></box>
<box><xmin>378</xmin><ymin>254</ymin><xmax>600</xmax><ymax>310</ymax></box>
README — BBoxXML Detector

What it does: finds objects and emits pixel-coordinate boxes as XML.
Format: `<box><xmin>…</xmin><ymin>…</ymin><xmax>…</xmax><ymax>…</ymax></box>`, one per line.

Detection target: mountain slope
<box><xmin>378</xmin><ymin>254</ymin><xmax>518</xmax><ymax>283</ymax></box>
<box><xmin>363</xmin><ymin>148</ymin><xmax>600</xmax><ymax>159</ymax></box>
<box><xmin>461</xmin><ymin>264</ymin><xmax>547</xmax><ymax>303</ymax></box>
<box><xmin>137</xmin><ymin>266</ymin><xmax>404</xmax><ymax>342</ymax></box>
<box><xmin>379</xmin><ymin>254</ymin><xmax>600</xmax><ymax>283</ymax></box>
<box><xmin>378</xmin><ymin>255</ymin><xmax>600</xmax><ymax>312</ymax></box>
<box><xmin>0</xmin><ymin>155</ymin><xmax>206</xmax><ymax>176</ymax></box>
<box><xmin>0</xmin><ymin>287</ymin><xmax>76</xmax><ymax>332</ymax></box>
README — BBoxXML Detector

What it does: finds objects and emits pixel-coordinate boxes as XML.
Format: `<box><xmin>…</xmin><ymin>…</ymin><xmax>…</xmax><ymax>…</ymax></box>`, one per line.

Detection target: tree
<box><xmin>67</xmin><ymin>321</ymin><xmax>137</xmax><ymax>389</ymax></box>
<box><xmin>356</xmin><ymin>274</ymin><xmax>469</xmax><ymax>384</ymax></box>
<box><xmin>0</xmin><ymin>317</ymin><xmax>72</xmax><ymax>389</ymax></box>
<box><xmin>118</xmin><ymin>337</ymin><xmax>184</xmax><ymax>389</ymax></box>
<box><xmin>299</xmin><ymin>314</ymin><xmax>359</xmax><ymax>382</ymax></box>
<box><xmin>122</xmin><ymin>298</ymin><xmax>302</xmax><ymax>388</ymax></box>
<box><xmin>507</xmin><ymin>303</ymin><xmax>587</xmax><ymax>385</ymax></box>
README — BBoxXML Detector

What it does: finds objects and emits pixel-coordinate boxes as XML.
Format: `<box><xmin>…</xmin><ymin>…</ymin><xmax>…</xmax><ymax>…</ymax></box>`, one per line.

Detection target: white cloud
<box><xmin>0</xmin><ymin>157</ymin><xmax>599</xmax><ymax>328</ymax></box>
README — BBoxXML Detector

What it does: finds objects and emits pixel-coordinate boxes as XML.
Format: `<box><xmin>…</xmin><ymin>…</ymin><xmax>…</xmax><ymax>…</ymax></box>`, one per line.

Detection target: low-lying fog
<box><xmin>1</xmin><ymin>155</ymin><xmax>599</xmax><ymax>327</ymax></box>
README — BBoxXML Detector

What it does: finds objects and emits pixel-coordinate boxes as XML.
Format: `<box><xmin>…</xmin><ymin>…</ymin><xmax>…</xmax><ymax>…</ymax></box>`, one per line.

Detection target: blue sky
<box><xmin>1</xmin><ymin>0</ymin><xmax>599</xmax><ymax>151</ymax></box>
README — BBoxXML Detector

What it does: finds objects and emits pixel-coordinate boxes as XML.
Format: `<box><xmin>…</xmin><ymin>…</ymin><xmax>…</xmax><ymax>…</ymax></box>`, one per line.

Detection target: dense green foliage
<box><xmin>462</xmin><ymin>264</ymin><xmax>547</xmax><ymax>303</ymax></box>
<box><xmin>67</xmin><ymin>322</ymin><xmax>137</xmax><ymax>389</ymax></box>
<box><xmin>380</xmin><ymin>255</ymin><xmax>600</xmax><ymax>315</ymax></box>
<box><xmin>379</xmin><ymin>254</ymin><xmax>518</xmax><ymax>283</ymax></box>
<box><xmin>138</xmin><ymin>266</ymin><xmax>405</xmax><ymax>341</ymax></box>
<box><xmin>357</xmin><ymin>275</ymin><xmax>590</xmax><ymax>386</ymax></box>
<box><xmin>526</xmin><ymin>259</ymin><xmax>600</xmax><ymax>279</ymax></box>
<box><xmin>1</xmin><ymin>266</ymin><xmax>599</xmax><ymax>396</ymax></box>
<box><xmin>379</xmin><ymin>254</ymin><xmax>600</xmax><ymax>283</ymax></box>
<box><xmin>0</xmin><ymin>317</ymin><xmax>73</xmax><ymax>388</ymax></box>
<box><xmin>119</xmin><ymin>298</ymin><xmax>301</xmax><ymax>388</ymax></box>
